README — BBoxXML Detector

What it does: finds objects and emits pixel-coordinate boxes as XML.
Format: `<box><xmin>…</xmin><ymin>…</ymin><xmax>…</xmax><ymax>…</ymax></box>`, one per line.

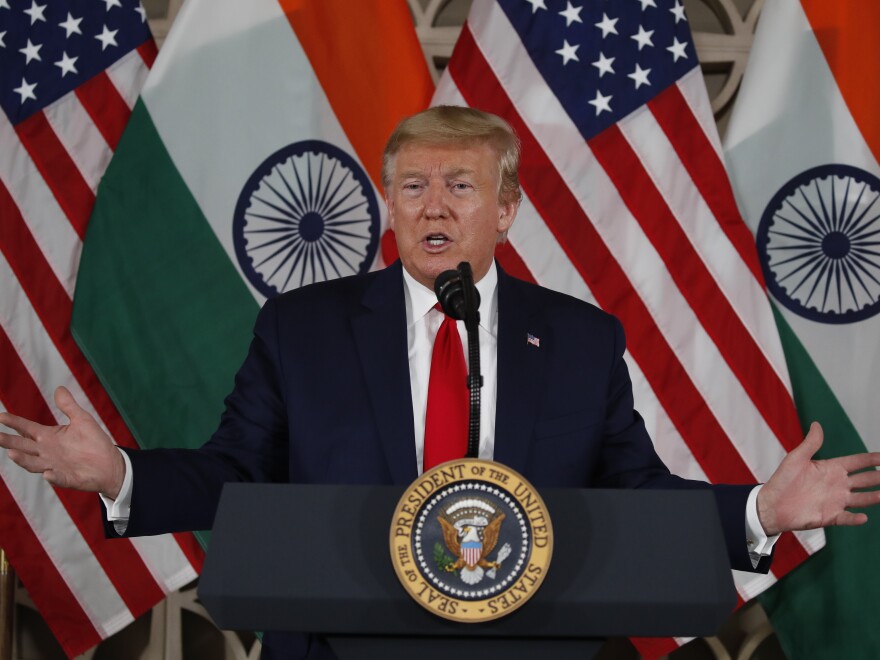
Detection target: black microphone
<box><xmin>434</xmin><ymin>265</ymin><xmax>480</xmax><ymax>321</ymax></box>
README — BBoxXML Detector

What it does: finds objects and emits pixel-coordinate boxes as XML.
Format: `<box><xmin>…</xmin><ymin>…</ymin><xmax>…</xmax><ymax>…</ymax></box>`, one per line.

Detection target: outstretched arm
<box><xmin>0</xmin><ymin>386</ymin><xmax>125</xmax><ymax>499</ymax></box>
<box><xmin>758</xmin><ymin>422</ymin><xmax>880</xmax><ymax>537</ymax></box>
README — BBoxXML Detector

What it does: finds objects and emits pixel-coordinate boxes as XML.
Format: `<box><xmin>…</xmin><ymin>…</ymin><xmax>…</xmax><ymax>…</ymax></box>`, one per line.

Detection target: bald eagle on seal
<box><xmin>439</xmin><ymin>513</ymin><xmax>506</xmax><ymax>585</ymax></box>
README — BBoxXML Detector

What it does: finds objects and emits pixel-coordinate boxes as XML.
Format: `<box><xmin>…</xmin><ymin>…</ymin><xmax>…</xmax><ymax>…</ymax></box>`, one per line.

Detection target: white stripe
<box><xmin>0</xmin><ymin>252</ymin><xmax>196</xmax><ymax>595</ymax></box>
<box><xmin>676</xmin><ymin>66</ymin><xmax>724</xmax><ymax>160</ymax></box>
<box><xmin>734</xmin><ymin>568</ymin><xmax>777</xmax><ymax>602</ymax></box>
<box><xmin>467</xmin><ymin>4</ymin><xmax>787</xmax><ymax>481</ymax></box>
<box><xmin>128</xmin><ymin>535</ymin><xmax>197</xmax><ymax>594</ymax></box>
<box><xmin>508</xmin><ymin>194</ymin><xmax>597</xmax><ymax>306</ymax></box>
<box><xmin>0</xmin><ymin>398</ymin><xmax>132</xmax><ymax>637</ymax></box>
<box><xmin>42</xmin><ymin>92</ymin><xmax>113</xmax><ymax>194</ymax></box>
<box><xmin>793</xmin><ymin>528</ymin><xmax>825</xmax><ymax>555</ymax></box>
<box><xmin>621</xmin><ymin>70</ymin><xmax>793</xmax><ymax>393</ymax></box>
<box><xmin>0</xmin><ymin>112</ymin><xmax>81</xmax><ymax>299</ymax></box>
<box><xmin>106</xmin><ymin>47</ymin><xmax>151</xmax><ymax>110</ymax></box>
<box><xmin>0</xmin><ymin>269</ymin><xmax>83</xmax><ymax>418</ymax></box>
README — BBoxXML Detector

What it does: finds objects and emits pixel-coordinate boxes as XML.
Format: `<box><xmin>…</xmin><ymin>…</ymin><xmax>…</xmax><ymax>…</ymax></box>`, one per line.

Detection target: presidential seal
<box><xmin>390</xmin><ymin>459</ymin><xmax>553</xmax><ymax>622</ymax></box>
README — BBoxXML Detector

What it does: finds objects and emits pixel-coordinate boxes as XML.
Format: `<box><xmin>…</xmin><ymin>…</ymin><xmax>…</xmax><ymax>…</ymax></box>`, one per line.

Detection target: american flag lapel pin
<box><xmin>527</xmin><ymin>333</ymin><xmax>540</xmax><ymax>348</ymax></box>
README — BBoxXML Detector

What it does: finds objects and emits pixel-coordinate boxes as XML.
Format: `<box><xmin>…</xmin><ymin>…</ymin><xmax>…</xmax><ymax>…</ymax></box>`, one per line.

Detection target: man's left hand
<box><xmin>758</xmin><ymin>422</ymin><xmax>880</xmax><ymax>537</ymax></box>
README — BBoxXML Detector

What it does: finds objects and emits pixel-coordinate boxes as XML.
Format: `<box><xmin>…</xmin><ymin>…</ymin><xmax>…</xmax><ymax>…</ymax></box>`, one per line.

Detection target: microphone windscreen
<box><xmin>434</xmin><ymin>269</ymin><xmax>466</xmax><ymax>320</ymax></box>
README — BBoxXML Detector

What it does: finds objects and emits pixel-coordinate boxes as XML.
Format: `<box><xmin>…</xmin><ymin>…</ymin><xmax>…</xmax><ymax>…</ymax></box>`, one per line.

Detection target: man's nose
<box><xmin>423</xmin><ymin>182</ymin><xmax>449</xmax><ymax>218</ymax></box>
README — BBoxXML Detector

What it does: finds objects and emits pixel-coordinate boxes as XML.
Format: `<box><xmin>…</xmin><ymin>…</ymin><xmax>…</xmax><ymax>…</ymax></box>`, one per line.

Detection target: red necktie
<box><xmin>423</xmin><ymin>304</ymin><xmax>468</xmax><ymax>471</ymax></box>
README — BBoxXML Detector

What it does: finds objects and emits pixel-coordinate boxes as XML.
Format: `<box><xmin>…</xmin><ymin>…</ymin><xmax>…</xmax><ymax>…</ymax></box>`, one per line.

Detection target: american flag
<box><xmin>434</xmin><ymin>0</ymin><xmax>824</xmax><ymax>655</ymax></box>
<box><xmin>0</xmin><ymin>0</ymin><xmax>202</xmax><ymax>656</ymax></box>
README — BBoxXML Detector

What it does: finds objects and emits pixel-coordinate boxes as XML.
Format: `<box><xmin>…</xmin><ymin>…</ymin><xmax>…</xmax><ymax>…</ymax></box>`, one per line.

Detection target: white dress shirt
<box><xmin>402</xmin><ymin>264</ymin><xmax>498</xmax><ymax>474</ymax></box>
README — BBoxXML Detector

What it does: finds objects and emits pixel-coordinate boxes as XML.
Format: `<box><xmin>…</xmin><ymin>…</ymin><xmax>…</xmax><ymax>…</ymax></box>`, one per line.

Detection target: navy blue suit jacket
<box><xmin>116</xmin><ymin>262</ymin><xmax>767</xmax><ymax>658</ymax></box>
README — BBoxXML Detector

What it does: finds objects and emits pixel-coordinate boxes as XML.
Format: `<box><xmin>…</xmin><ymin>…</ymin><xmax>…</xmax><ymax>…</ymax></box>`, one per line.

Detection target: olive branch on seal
<box><xmin>433</xmin><ymin>542</ymin><xmax>457</xmax><ymax>575</ymax></box>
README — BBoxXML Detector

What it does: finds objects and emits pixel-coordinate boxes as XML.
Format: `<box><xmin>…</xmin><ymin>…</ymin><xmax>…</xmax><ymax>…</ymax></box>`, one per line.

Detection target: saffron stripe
<box><xmin>281</xmin><ymin>0</ymin><xmax>433</xmax><ymax>191</ymax></box>
<box><xmin>14</xmin><ymin>112</ymin><xmax>94</xmax><ymax>241</ymax></box>
<box><xmin>588</xmin><ymin>123</ymin><xmax>802</xmax><ymax>451</ymax></box>
<box><xmin>801</xmin><ymin>0</ymin><xmax>880</xmax><ymax>166</ymax></box>
<box><xmin>648</xmin><ymin>83</ymin><xmax>765</xmax><ymax>283</ymax></box>
<box><xmin>76</xmin><ymin>72</ymin><xmax>133</xmax><ymax>151</ymax></box>
<box><xmin>449</xmin><ymin>25</ymin><xmax>755</xmax><ymax>484</ymax></box>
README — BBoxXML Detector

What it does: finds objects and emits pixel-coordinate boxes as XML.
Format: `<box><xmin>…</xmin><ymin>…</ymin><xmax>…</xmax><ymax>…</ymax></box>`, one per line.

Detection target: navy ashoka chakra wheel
<box><xmin>233</xmin><ymin>140</ymin><xmax>380</xmax><ymax>298</ymax></box>
<box><xmin>756</xmin><ymin>164</ymin><xmax>880</xmax><ymax>324</ymax></box>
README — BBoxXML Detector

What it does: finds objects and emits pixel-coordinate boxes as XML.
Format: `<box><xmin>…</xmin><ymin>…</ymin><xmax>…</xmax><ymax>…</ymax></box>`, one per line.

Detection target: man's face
<box><xmin>386</xmin><ymin>141</ymin><xmax>518</xmax><ymax>290</ymax></box>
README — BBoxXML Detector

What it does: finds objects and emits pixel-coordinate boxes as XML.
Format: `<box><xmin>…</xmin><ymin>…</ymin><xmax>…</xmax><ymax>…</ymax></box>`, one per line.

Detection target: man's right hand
<box><xmin>0</xmin><ymin>386</ymin><xmax>125</xmax><ymax>499</ymax></box>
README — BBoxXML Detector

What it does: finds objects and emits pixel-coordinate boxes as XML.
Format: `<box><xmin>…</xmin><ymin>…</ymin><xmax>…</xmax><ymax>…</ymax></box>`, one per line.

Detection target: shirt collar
<box><xmin>402</xmin><ymin>262</ymin><xmax>499</xmax><ymax>334</ymax></box>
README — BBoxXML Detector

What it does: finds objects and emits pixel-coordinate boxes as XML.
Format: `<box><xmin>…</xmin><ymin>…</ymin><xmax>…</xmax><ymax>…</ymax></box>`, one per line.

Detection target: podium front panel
<box><xmin>199</xmin><ymin>483</ymin><xmax>736</xmax><ymax>638</ymax></box>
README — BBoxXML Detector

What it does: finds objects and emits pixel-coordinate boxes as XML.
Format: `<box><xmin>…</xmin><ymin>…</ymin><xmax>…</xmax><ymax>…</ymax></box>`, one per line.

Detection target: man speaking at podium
<box><xmin>3</xmin><ymin>106</ymin><xmax>880</xmax><ymax>658</ymax></box>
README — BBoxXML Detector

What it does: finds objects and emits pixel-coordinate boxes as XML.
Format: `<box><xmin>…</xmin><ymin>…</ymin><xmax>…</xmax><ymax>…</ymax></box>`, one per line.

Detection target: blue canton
<box><xmin>0</xmin><ymin>0</ymin><xmax>151</xmax><ymax>124</ymax></box>
<box><xmin>498</xmin><ymin>0</ymin><xmax>696</xmax><ymax>140</ymax></box>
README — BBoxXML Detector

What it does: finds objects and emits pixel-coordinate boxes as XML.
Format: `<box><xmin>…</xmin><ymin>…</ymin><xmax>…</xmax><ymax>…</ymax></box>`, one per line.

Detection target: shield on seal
<box><xmin>461</xmin><ymin>538</ymin><xmax>482</xmax><ymax>569</ymax></box>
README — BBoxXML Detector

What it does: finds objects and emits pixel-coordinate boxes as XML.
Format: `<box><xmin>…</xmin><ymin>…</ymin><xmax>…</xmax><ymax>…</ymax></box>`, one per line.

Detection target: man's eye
<box><xmin>452</xmin><ymin>182</ymin><xmax>471</xmax><ymax>191</ymax></box>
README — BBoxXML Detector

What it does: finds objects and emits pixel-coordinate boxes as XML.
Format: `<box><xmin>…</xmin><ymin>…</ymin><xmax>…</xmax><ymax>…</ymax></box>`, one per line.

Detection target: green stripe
<box><xmin>72</xmin><ymin>100</ymin><xmax>259</xmax><ymax>541</ymax></box>
<box><xmin>759</xmin><ymin>302</ymin><xmax>880</xmax><ymax>658</ymax></box>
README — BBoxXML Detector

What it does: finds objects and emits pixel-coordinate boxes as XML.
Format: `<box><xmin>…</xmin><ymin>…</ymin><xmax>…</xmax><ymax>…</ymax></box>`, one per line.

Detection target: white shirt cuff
<box><xmin>746</xmin><ymin>484</ymin><xmax>780</xmax><ymax>566</ymax></box>
<box><xmin>99</xmin><ymin>448</ymin><xmax>132</xmax><ymax>533</ymax></box>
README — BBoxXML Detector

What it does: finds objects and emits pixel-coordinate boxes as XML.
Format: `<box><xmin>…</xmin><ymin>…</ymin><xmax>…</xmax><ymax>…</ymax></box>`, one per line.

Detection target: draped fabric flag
<box><xmin>70</xmin><ymin>0</ymin><xmax>433</xmax><ymax>547</ymax></box>
<box><xmin>724</xmin><ymin>1</ymin><xmax>880</xmax><ymax>656</ymax></box>
<box><xmin>0</xmin><ymin>0</ymin><xmax>203</xmax><ymax>656</ymax></box>
<box><xmin>432</xmin><ymin>1</ymin><xmax>823</xmax><ymax>656</ymax></box>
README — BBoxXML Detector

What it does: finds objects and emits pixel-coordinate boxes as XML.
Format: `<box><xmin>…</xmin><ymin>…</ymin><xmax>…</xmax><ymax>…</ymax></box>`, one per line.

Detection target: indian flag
<box><xmin>724</xmin><ymin>0</ymin><xmax>880</xmax><ymax>656</ymax></box>
<box><xmin>70</xmin><ymin>0</ymin><xmax>432</xmax><ymax>546</ymax></box>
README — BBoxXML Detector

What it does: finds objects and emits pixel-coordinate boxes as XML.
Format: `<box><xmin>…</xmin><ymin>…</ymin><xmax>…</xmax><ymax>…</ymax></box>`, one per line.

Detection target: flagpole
<box><xmin>0</xmin><ymin>548</ymin><xmax>13</xmax><ymax>660</ymax></box>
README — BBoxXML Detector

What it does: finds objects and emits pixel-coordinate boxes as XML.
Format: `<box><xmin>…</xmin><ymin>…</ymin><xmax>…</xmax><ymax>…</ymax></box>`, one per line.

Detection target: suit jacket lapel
<box><xmin>351</xmin><ymin>262</ymin><xmax>418</xmax><ymax>484</ymax></box>
<box><xmin>493</xmin><ymin>268</ymin><xmax>546</xmax><ymax>475</ymax></box>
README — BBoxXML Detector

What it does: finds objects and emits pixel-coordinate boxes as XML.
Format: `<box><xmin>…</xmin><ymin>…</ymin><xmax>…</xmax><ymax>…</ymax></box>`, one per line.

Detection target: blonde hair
<box><xmin>382</xmin><ymin>106</ymin><xmax>522</xmax><ymax>206</ymax></box>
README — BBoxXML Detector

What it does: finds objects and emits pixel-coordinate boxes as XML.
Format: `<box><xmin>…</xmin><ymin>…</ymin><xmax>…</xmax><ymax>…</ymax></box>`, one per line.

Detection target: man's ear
<box><xmin>497</xmin><ymin>199</ymin><xmax>519</xmax><ymax>234</ymax></box>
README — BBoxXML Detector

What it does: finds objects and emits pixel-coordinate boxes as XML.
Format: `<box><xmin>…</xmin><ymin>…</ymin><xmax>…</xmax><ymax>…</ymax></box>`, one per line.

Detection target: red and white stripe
<box><xmin>0</xmin><ymin>43</ymin><xmax>203</xmax><ymax>658</ymax></box>
<box><xmin>463</xmin><ymin>545</ymin><xmax>481</xmax><ymax>568</ymax></box>
<box><xmin>435</xmin><ymin>3</ymin><xmax>824</xmax><ymax>655</ymax></box>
